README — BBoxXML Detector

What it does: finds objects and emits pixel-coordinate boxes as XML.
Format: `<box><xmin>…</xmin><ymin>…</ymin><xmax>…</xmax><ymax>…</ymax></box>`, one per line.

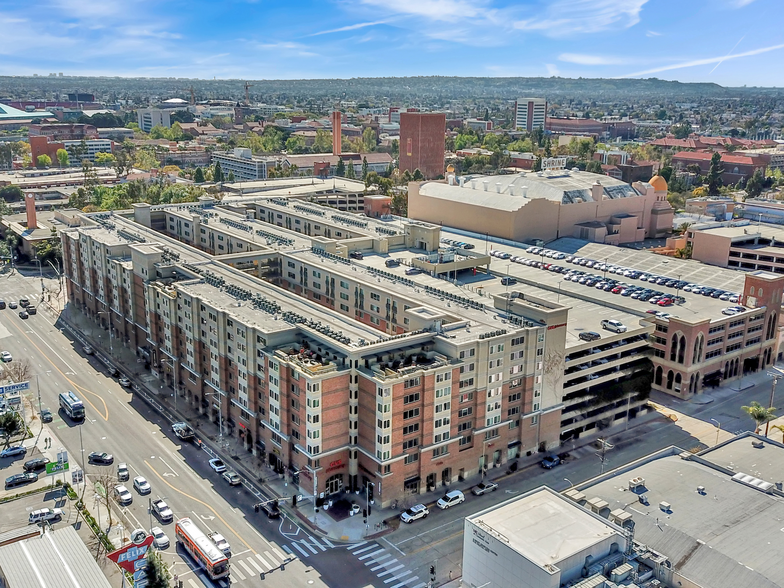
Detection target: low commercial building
<box><xmin>672</xmin><ymin>151</ymin><xmax>768</xmax><ymax>185</ymax></box>
<box><xmin>30</xmin><ymin>135</ymin><xmax>113</xmax><ymax>164</ymax></box>
<box><xmin>29</xmin><ymin>123</ymin><xmax>98</xmax><ymax>141</ymax></box>
<box><xmin>409</xmin><ymin>169</ymin><xmax>673</xmax><ymax>245</ymax></box>
<box><xmin>211</xmin><ymin>148</ymin><xmax>278</xmax><ymax>180</ymax></box>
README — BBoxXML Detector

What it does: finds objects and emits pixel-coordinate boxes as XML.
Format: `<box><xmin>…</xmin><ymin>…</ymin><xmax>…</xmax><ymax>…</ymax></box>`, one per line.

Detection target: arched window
<box><xmin>670</xmin><ymin>334</ymin><xmax>678</xmax><ymax>362</ymax></box>
<box><xmin>666</xmin><ymin>370</ymin><xmax>674</xmax><ymax>390</ymax></box>
<box><xmin>678</xmin><ymin>335</ymin><xmax>686</xmax><ymax>364</ymax></box>
<box><xmin>674</xmin><ymin>373</ymin><xmax>682</xmax><ymax>393</ymax></box>
<box><xmin>692</xmin><ymin>334</ymin><xmax>704</xmax><ymax>364</ymax></box>
<box><xmin>732</xmin><ymin>166</ymin><xmax>739</xmax><ymax>174</ymax></box>
<box><xmin>750</xmin><ymin>286</ymin><xmax>755</xmax><ymax>296</ymax></box>
<box><xmin>655</xmin><ymin>366</ymin><xmax>663</xmax><ymax>386</ymax></box>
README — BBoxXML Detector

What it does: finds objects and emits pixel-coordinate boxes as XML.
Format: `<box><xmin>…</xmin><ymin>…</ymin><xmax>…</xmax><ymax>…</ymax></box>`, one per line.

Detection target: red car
<box><xmin>611</xmin><ymin>286</ymin><xmax>624</xmax><ymax>294</ymax></box>
<box><xmin>657</xmin><ymin>298</ymin><xmax>673</xmax><ymax>306</ymax></box>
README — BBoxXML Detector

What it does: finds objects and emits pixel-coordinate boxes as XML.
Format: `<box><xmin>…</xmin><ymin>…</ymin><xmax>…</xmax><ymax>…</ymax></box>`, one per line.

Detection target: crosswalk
<box><xmin>186</xmin><ymin>536</ymin><xmax>337</xmax><ymax>587</ymax></box>
<box><xmin>346</xmin><ymin>541</ymin><xmax>426</xmax><ymax>588</ymax></box>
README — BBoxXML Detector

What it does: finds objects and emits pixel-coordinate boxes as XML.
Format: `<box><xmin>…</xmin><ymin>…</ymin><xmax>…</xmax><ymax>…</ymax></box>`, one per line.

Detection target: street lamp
<box><xmin>710</xmin><ymin>418</ymin><xmax>721</xmax><ymax>446</ymax></box>
<box><xmin>563</xmin><ymin>478</ymin><xmax>573</xmax><ymax>489</ymax></box>
<box><xmin>765</xmin><ymin>367</ymin><xmax>784</xmax><ymax>436</ymax></box>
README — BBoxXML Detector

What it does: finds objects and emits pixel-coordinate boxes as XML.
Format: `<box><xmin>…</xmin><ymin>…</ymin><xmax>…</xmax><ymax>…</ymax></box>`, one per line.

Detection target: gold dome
<box><xmin>649</xmin><ymin>175</ymin><xmax>668</xmax><ymax>192</ymax></box>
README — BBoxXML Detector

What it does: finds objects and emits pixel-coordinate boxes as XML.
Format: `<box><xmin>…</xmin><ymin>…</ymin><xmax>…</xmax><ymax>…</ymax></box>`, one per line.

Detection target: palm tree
<box><xmin>741</xmin><ymin>401</ymin><xmax>777</xmax><ymax>434</ymax></box>
<box><xmin>771</xmin><ymin>424</ymin><xmax>784</xmax><ymax>443</ymax></box>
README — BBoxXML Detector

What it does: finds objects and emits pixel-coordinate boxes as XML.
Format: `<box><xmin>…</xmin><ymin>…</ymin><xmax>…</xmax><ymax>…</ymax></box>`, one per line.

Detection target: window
<box><xmin>432</xmin><ymin>446</ymin><xmax>448</xmax><ymax>458</ymax></box>
<box><xmin>370</xmin><ymin>292</ymin><xmax>380</xmax><ymax>301</ymax></box>
<box><xmin>404</xmin><ymin>453</ymin><xmax>419</xmax><ymax>464</ymax></box>
<box><xmin>459</xmin><ymin>392</ymin><xmax>474</xmax><ymax>403</ymax></box>
<box><xmin>459</xmin><ymin>378</ymin><xmax>474</xmax><ymax>389</ymax></box>
<box><xmin>402</xmin><ymin>438</ymin><xmax>419</xmax><ymax>450</ymax></box>
<box><xmin>508</xmin><ymin>392</ymin><xmax>522</xmax><ymax>402</ymax></box>
<box><xmin>507</xmin><ymin>406</ymin><xmax>520</xmax><ymax>417</ymax></box>
<box><xmin>457</xmin><ymin>420</ymin><xmax>472</xmax><ymax>432</ymax></box>
<box><xmin>511</xmin><ymin>336</ymin><xmax>524</xmax><ymax>346</ymax></box>
<box><xmin>403</xmin><ymin>423</ymin><xmax>419</xmax><ymax>435</ymax></box>
<box><xmin>458</xmin><ymin>407</ymin><xmax>473</xmax><ymax>418</ymax></box>
<box><xmin>403</xmin><ymin>408</ymin><xmax>420</xmax><ymax>420</ymax></box>
<box><xmin>404</xmin><ymin>392</ymin><xmax>420</xmax><ymax>404</ymax></box>
<box><xmin>340</xmin><ymin>280</ymin><xmax>349</xmax><ymax>289</ymax></box>
<box><xmin>435</xmin><ymin>402</ymin><xmax>451</xmax><ymax>413</ymax></box>
<box><xmin>434</xmin><ymin>417</ymin><xmax>450</xmax><ymax>428</ymax></box>
<box><xmin>404</xmin><ymin>377</ymin><xmax>421</xmax><ymax>388</ymax></box>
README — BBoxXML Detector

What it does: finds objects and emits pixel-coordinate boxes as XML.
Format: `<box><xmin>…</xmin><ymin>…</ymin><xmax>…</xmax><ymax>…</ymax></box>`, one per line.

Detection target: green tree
<box><xmin>34</xmin><ymin>238</ymin><xmax>62</xmax><ymax>265</ymax></box>
<box><xmin>36</xmin><ymin>154</ymin><xmax>52</xmax><ymax>168</ymax></box>
<box><xmin>412</xmin><ymin>168</ymin><xmax>424</xmax><ymax>181</ymax></box>
<box><xmin>213</xmin><ymin>161</ymin><xmax>224</xmax><ymax>183</ymax></box>
<box><xmin>144</xmin><ymin>549</ymin><xmax>171</xmax><ymax>588</ymax></box>
<box><xmin>585</xmin><ymin>160</ymin><xmax>604</xmax><ymax>174</ymax></box>
<box><xmin>95</xmin><ymin>152</ymin><xmax>115</xmax><ymax>167</ymax></box>
<box><xmin>0</xmin><ymin>412</ymin><xmax>23</xmax><ymax>448</ymax></box>
<box><xmin>335</xmin><ymin>157</ymin><xmax>346</xmax><ymax>177</ymax></box>
<box><xmin>0</xmin><ymin>144</ymin><xmax>12</xmax><ymax>169</ymax></box>
<box><xmin>741</xmin><ymin>401</ymin><xmax>776</xmax><ymax>434</ymax></box>
<box><xmin>312</xmin><ymin>129</ymin><xmax>332</xmax><ymax>153</ymax></box>
<box><xmin>744</xmin><ymin>169</ymin><xmax>765</xmax><ymax>199</ymax></box>
<box><xmin>113</xmin><ymin>142</ymin><xmax>135</xmax><ymax>178</ymax></box>
<box><xmin>56</xmin><ymin>148</ymin><xmax>69</xmax><ymax>168</ymax></box>
<box><xmin>194</xmin><ymin>167</ymin><xmax>205</xmax><ymax>183</ymax></box>
<box><xmin>362</xmin><ymin>127</ymin><xmax>377</xmax><ymax>153</ymax></box>
<box><xmin>285</xmin><ymin>135</ymin><xmax>307</xmax><ymax>154</ymax></box>
<box><xmin>227</xmin><ymin>171</ymin><xmax>235</xmax><ymax>182</ymax></box>
<box><xmin>707</xmin><ymin>152</ymin><xmax>724</xmax><ymax>196</ymax></box>
<box><xmin>390</xmin><ymin>192</ymin><xmax>408</xmax><ymax>216</ymax></box>
<box><xmin>670</xmin><ymin>122</ymin><xmax>692</xmax><ymax>139</ymax></box>
<box><xmin>0</xmin><ymin>186</ymin><xmax>23</xmax><ymax>202</ymax></box>
<box><xmin>171</xmin><ymin>110</ymin><xmax>195</xmax><ymax>123</ymax></box>
<box><xmin>345</xmin><ymin>159</ymin><xmax>356</xmax><ymax>179</ymax></box>
<box><xmin>361</xmin><ymin>157</ymin><xmax>368</xmax><ymax>180</ymax></box>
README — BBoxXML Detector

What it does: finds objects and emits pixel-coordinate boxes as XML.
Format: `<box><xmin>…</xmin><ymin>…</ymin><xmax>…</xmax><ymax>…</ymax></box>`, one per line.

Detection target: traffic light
<box><xmin>254</xmin><ymin>503</ymin><xmax>259</xmax><ymax>513</ymax></box>
<box><xmin>363</xmin><ymin>508</ymin><xmax>367</xmax><ymax>518</ymax></box>
<box><xmin>292</xmin><ymin>494</ymin><xmax>298</xmax><ymax>507</ymax></box>
<box><xmin>430</xmin><ymin>565</ymin><xmax>436</xmax><ymax>577</ymax></box>
<box><xmin>368</xmin><ymin>504</ymin><xmax>372</xmax><ymax>516</ymax></box>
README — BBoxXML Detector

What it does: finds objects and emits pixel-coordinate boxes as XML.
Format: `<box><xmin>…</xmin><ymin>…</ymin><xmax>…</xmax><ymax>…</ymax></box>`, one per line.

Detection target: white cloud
<box><xmin>558</xmin><ymin>53</ymin><xmax>628</xmax><ymax>65</ymax></box>
<box><xmin>646</xmin><ymin>30</ymin><xmax>662</xmax><ymax>37</ymax></box>
<box><xmin>358</xmin><ymin>0</ymin><xmax>490</xmax><ymax>22</ymax></box>
<box><xmin>514</xmin><ymin>0</ymin><xmax>649</xmax><ymax>36</ymax></box>
<box><xmin>545</xmin><ymin>63</ymin><xmax>560</xmax><ymax>76</ymax></box>
<box><xmin>621</xmin><ymin>42</ymin><xmax>784</xmax><ymax>77</ymax></box>
<box><xmin>308</xmin><ymin>20</ymin><xmax>388</xmax><ymax>36</ymax></box>
<box><xmin>731</xmin><ymin>0</ymin><xmax>755</xmax><ymax>6</ymax></box>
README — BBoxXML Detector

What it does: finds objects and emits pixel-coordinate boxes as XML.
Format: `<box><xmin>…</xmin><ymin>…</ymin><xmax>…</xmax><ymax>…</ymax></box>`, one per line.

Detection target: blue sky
<box><xmin>0</xmin><ymin>0</ymin><xmax>782</xmax><ymax>86</ymax></box>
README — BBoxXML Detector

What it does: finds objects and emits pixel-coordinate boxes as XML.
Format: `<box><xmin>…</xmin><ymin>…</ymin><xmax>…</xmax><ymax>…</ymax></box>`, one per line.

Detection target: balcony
<box><xmin>275</xmin><ymin>348</ymin><xmax>339</xmax><ymax>376</ymax></box>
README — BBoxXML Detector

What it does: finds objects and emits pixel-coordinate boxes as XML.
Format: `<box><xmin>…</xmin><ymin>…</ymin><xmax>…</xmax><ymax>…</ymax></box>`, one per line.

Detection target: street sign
<box><xmin>46</xmin><ymin>461</ymin><xmax>69</xmax><ymax>475</ymax></box>
<box><xmin>57</xmin><ymin>450</ymin><xmax>68</xmax><ymax>464</ymax></box>
<box><xmin>71</xmin><ymin>469</ymin><xmax>83</xmax><ymax>484</ymax></box>
<box><xmin>0</xmin><ymin>382</ymin><xmax>30</xmax><ymax>395</ymax></box>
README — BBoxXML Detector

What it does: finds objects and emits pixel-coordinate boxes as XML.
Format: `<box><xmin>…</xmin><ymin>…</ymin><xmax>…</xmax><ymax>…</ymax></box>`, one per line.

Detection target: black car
<box><xmin>259</xmin><ymin>501</ymin><xmax>281</xmax><ymax>519</ymax></box>
<box><xmin>26</xmin><ymin>306</ymin><xmax>36</xmax><ymax>315</ymax></box>
<box><xmin>18</xmin><ymin>298</ymin><xmax>29</xmax><ymax>307</ymax></box>
<box><xmin>384</xmin><ymin>259</ymin><xmax>400</xmax><ymax>268</ymax></box>
<box><xmin>18</xmin><ymin>311</ymin><xmax>28</xmax><ymax>319</ymax></box>
<box><xmin>23</xmin><ymin>457</ymin><xmax>50</xmax><ymax>472</ymax></box>
<box><xmin>0</xmin><ymin>300</ymin><xmax>5</xmax><ymax>309</ymax></box>
<box><xmin>5</xmin><ymin>472</ymin><xmax>38</xmax><ymax>488</ymax></box>
<box><xmin>40</xmin><ymin>408</ymin><xmax>53</xmax><ymax>423</ymax></box>
<box><xmin>88</xmin><ymin>452</ymin><xmax>114</xmax><ymax>465</ymax></box>
<box><xmin>579</xmin><ymin>331</ymin><xmax>601</xmax><ymax>342</ymax></box>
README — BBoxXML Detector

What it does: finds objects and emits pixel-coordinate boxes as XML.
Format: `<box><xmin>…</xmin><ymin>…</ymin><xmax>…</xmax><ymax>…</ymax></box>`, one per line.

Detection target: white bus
<box><xmin>58</xmin><ymin>391</ymin><xmax>84</xmax><ymax>421</ymax></box>
<box><xmin>174</xmin><ymin>517</ymin><xmax>230</xmax><ymax>580</ymax></box>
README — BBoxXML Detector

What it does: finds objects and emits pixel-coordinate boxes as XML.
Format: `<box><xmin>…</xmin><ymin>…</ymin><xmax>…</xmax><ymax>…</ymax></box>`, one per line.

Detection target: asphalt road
<box><xmin>0</xmin><ymin>270</ymin><xmax>382</xmax><ymax>588</ymax></box>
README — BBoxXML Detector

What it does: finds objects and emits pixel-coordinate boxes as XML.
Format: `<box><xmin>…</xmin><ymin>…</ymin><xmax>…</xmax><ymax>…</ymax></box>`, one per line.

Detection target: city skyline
<box><xmin>0</xmin><ymin>0</ymin><xmax>781</xmax><ymax>86</ymax></box>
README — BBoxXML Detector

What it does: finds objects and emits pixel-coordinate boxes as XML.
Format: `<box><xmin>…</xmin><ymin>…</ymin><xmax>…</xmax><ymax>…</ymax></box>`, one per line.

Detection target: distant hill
<box><xmin>1</xmin><ymin>75</ymin><xmax>780</xmax><ymax>104</ymax></box>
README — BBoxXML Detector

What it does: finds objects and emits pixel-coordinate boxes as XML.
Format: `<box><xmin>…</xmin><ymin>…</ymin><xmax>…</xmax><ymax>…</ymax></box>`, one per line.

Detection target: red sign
<box><xmin>108</xmin><ymin>531</ymin><xmax>154</xmax><ymax>575</ymax></box>
<box><xmin>548</xmin><ymin>323</ymin><xmax>567</xmax><ymax>330</ymax></box>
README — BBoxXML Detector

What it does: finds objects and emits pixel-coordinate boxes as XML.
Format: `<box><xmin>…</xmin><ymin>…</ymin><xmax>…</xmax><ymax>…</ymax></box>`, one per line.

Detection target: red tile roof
<box><xmin>672</xmin><ymin>151</ymin><xmax>766</xmax><ymax>165</ymax></box>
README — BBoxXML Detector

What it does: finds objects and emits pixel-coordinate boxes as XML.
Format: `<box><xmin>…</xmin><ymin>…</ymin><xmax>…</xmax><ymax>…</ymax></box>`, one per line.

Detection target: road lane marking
<box><xmin>188</xmin><ymin>579</ymin><xmax>199</xmax><ymax>588</ymax></box>
<box><xmin>271</xmin><ymin>547</ymin><xmax>286</xmax><ymax>561</ymax></box>
<box><xmin>394</xmin><ymin>516</ymin><xmax>464</xmax><ymax>545</ymax></box>
<box><xmin>377</xmin><ymin>564</ymin><xmax>404</xmax><ymax>577</ymax></box>
<box><xmin>366</xmin><ymin>553</ymin><xmax>391</xmax><ymax>566</ymax></box>
<box><xmin>291</xmin><ymin>542</ymin><xmax>309</xmax><ymax>557</ymax></box>
<box><xmin>247</xmin><ymin>557</ymin><xmax>263</xmax><ymax>573</ymax></box>
<box><xmin>347</xmin><ymin>541</ymin><xmax>368</xmax><ymax>551</ymax></box>
<box><xmin>384</xmin><ymin>570</ymin><xmax>412</xmax><ymax>584</ymax></box>
<box><xmin>353</xmin><ymin>544</ymin><xmax>378</xmax><ymax>555</ymax></box>
<box><xmin>30</xmin><ymin>327</ymin><xmax>76</xmax><ymax>373</ymax></box>
<box><xmin>323</xmin><ymin>538</ymin><xmax>334</xmax><ymax>548</ymax></box>
<box><xmin>371</xmin><ymin>558</ymin><xmax>396</xmax><ymax>571</ymax></box>
<box><xmin>145</xmin><ymin>460</ymin><xmax>254</xmax><ymax>552</ymax></box>
<box><xmin>308</xmin><ymin>535</ymin><xmax>327</xmax><ymax>551</ymax></box>
<box><xmin>237</xmin><ymin>559</ymin><xmax>254</xmax><ymax>577</ymax></box>
<box><xmin>300</xmin><ymin>541</ymin><xmax>318</xmax><ymax>555</ymax></box>
<box><xmin>359</xmin><ymin>548</ymin><xmax>386</xmax><ymax>560</ymax></box>
<box><xmin>7</xmin><ymin>319</ymin><xmax>109</xmax><ymax>420</ymax></box>
<box><xmin>231</xmin><ymin>566</ymin><xmax>246</xmax><ymax>581</ymax></box>
<box><xmin>255</xmin><ymin>553</ymin><xmax>272</xmax><ymax>570</ymax></box>
<box><xmin>157</xmin><ymin>456</ymin><xmax>178</xmax><ymax>477</ymax></box>
<box><xmin>265</xmin><ymin>550</ymin><xmax>279</xmax><ymax>565</ymax></box>
<box><xmin>405</xmin><ymin>529</ymin><xmax>464</xmax><ymax>556</ymax></box>
<box><xmin>382</xmin><ymin>537</ymin><xmax>406</xmax><ymax>556</ymax></box>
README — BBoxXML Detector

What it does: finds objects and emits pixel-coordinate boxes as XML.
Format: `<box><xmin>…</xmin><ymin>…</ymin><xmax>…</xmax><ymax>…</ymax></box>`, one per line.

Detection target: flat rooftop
<box><xmin>468</xmin><ymin>487</ymin><xmax>621</xmax><ymax>570</ymax></box>
<box><xmin>582</xmin><ymin>438</ymin><xmax>784</xmax><ymax>588</ymax></box>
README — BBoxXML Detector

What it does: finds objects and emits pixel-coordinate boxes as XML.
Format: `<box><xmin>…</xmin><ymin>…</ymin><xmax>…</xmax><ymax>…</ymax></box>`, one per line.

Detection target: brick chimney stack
<box><xmin>25</xmin><ymin>193</ymin><xmax>37</xmax><ymax>229</ymax></box>
<box><xmin>332</xmin><ymin>111</ymin><xmax>342</xmax><ymax>156</ymax></box>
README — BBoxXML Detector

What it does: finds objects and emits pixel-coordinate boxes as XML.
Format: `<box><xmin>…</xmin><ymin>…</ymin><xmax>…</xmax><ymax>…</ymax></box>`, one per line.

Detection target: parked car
<box><xmin>541</xmin><ymin>455</ymin><xmax>562</xmax><ymax>469</ymax></box>
<box><xmin>172</xmin><ymin>422</ymin><xmax>195</xmax><ymax>441</ymax></box>
<box><xmin>29</xmin><ymin>508</ymin><xmax>63</xmax><ymax>524</ymax></box>
<box><xmin>40</xmin><ymin>408</ymin><xmax>53</xmax><ymax>423</ymax></box>
<box><xmin>579</xmin><ymin>331</ymin><xmax>601</xmax><ymax>342</ymax></box>
<box><xmin>88</xmin><ymin>452</ymin><xmax>114</xmax><ymax>465</ymax></box>
<box><xmin>83</xmin><ymin>345</ymin><xmax>94</xmax><ymax>355</ymax></box>
<box><xmin>208</xmin><ymin>458</ymin><xmax>227</xmax><ymax>473</ymax></box>
<box><xmin>0</xmin><ymin>300</ymin><xmax>5</xmax><ymax>309</ymax></box>
<box><xmin>150</xmin><ymin>526</ymin><xmax>170</xmax><ymax>550</ymax></box>
<box><xmin>18</xmin><ymin>311</ymin><xmax>28</xmax><ymax>319</ymax></box>
<box><xmin>436</xmin><ymin>490</ymin><xmax>465</xmax><ymax>509</ymax></box>
<box><xmin>119</xmin><ymin>376</ymin><xmax>131</xmax><ymax>387</ymax></box>
<box><xmin>114</xmin><ymin>485</ymin><xmax>133</xmax><ymax>506</ymax></box>
<box><xmin>5</xmin><ymin>472</ymin><xmax>37</xmax><ymax>488</ymax></box>
<box><xmin>384</xmin><ymin>258</ymin><xmax>400</xmax><ymax>268</ymax></box>
<box><xmin>117</xmin><ymin>463</ymin><xmax>130</xmax><ymax>482</ymax></box>
<box><xmin>133</xmin><ymin>476</ymin><xmax>151</xmax><ymax>495</ymax></box>
<box><xmin>26</xmin><ymin>305</ymin><xmax>36</xmax><ymax>315</ymax></box>
<box><xmin>349</xmin><ymin>251</ymin><xmax>363</xmax><ymax>260</ymax></box>
<box><xmin>1</xmin><ymin>445</ymin><xmax>27</xmax><ymax>458</ymax></box>
<box><xmin>400</xmin><ymin>504</ymin><xmax>429</xmax><ymax>523</ymax></box>
<box><xmin>23</xmin><ymin>457</ymin><xmax>50</xmax><ymax>472</ymax></box>
<box><xmin>471</xmin><ymin>481</ymin><xmax>499</xmax><ymax>496</ymax></box>
<box><xmin>260</xmin><ymin>501</ymin><xmax>281</xmax><ymax>519</ymax></box>
<box><xmin>1</xmin><ymin>351</ymin><xmax>12</xmax><ymax>362</ymax></box>
<box><xmin>7</xmin><ymin>302</ymin><xmax>16</xmax><ymax>309</ymax></box>
<box><xmin>152</xmin><ymin>499</ymin><xmax>173</xmax><ymax>523</ymax></box>
<box><xmin>222</xmin><ymin>471</ymin><xmax>242</xmax><ymax>486</ymax></box>
<box><xmin>600</xmin><ymin>319</ymin><xmax>627</xmax><ymax>333</ymax></box>
<box><xmin>500</xmin><ymin>277</ymin><xmax>517</xmax><ymax>286</ymax></box>
<box><xmin>404</xmin><ymin>267</ymin><xmax>423</xmax><ymax>275</ymax></box>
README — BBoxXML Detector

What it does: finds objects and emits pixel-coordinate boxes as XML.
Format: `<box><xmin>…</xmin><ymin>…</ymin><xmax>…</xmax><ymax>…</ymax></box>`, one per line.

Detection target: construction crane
<box><xmin>244</xmin><ymin>81</ymin><xmax>254</xmax><ymax>106</ymax></box>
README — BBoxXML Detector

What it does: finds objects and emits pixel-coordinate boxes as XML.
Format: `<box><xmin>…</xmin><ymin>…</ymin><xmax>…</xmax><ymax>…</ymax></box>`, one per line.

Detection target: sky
<box><xmin>0</xmin><ymin>0</ymin><xmax>782</xmax><ymax>86</ymax></box>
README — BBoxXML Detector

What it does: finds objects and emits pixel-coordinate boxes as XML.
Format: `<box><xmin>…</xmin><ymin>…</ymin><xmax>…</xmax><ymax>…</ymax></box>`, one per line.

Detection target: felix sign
<box><xmin>108</xmin><ymin>529</ymin><xmax>154</xmax><ymax>587</ymax></box>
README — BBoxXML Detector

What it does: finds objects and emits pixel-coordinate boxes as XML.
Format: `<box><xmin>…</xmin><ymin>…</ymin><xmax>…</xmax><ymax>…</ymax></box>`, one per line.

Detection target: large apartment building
<box><xmin>514</xmin><ymin>98</ymin><xmax>547</xmax><ymax>131</ymax></box>
<box><xmin>61</xmin><ymin>187</ymin><xmax>784</xmax><ymax>504</ymax></box>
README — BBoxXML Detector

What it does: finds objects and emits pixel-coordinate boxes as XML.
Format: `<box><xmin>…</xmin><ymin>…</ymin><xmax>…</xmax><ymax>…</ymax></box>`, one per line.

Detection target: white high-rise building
<box><xmin>137</xmin><ymin>109</ymin><xmax>171</xmax><ymax>133</ymax></box>
<box><xmin>514</xmin><ymin>98</ymin><xmax>547</xmax><ymax>131</ymax></box>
